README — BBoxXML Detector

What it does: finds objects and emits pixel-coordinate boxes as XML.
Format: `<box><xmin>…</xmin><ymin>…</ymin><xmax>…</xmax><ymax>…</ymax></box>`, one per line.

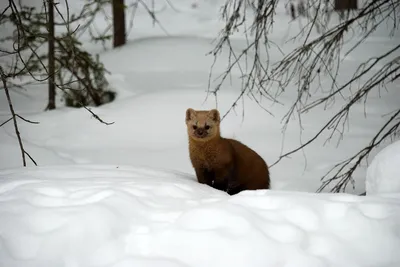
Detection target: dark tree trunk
<box><xmin>112</xmin><ymin>0</ymin><xmax>126</xmax><ymax>48</ymax></box>
<box><xmin>334</xmin><ymin>0</ymin><xmax>358</xmax><ymax>10</ymax></box>
<box><xmin>46</xmin><ymin>0</ymin><xmax>56</xmax><ymax>110</ymax></box>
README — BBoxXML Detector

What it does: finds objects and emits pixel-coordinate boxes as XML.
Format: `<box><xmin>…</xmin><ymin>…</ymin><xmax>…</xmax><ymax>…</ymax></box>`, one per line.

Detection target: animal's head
<box><xmin>185</xmin><ymin>108</ymin><xmax>220</xmax><ymax>141</ymax></box>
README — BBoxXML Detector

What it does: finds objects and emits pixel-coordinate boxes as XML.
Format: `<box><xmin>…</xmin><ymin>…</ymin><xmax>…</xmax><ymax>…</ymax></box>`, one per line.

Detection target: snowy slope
<box><xmin>0</xmin><ymin>165</ymin><xmax>400</xmax><ymax>267</ymax></box>
<box><xmin>1</xmin><ymin>35</ymin><xmax>399</xmax><ymax>193</ymax></box>
<box><xmin>1</xmin><ymin>0</ymin><xmax>399</xmax><ymax>194</ymax></box>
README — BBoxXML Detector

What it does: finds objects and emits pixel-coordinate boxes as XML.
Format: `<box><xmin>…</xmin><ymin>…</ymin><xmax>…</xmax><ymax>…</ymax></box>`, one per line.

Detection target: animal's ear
<box><xmin>186</xmin><ymin>108</ymin><xmax>196</xmax><ymax>122</ymax></box>
<box><xmin>208</xmin><ymin>109</ymin><xmax>220</xmax><ymax>122</ymax></box>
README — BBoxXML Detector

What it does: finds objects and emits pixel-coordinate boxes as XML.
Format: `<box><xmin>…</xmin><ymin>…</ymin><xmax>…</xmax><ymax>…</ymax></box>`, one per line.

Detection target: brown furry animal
<box><xmin>185</xmin><ymin>108</ymin><xmax>270</xmax><ymax>195</ymax></box>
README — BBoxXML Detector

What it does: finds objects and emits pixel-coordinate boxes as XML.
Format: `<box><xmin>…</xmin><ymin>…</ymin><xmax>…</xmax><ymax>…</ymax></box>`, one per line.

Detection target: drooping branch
<box><xmin>271</xmin><ymin>47</ymin><xmax>400</xmax><ymax>167</ymax></box>
<box><xmin>211</xmin><ymin>0</ymin><xmax>400</xmax><ymax>192</ymax></box>
<box><xmin>0</xmin><ymin>66</ymin><xmax>37</xmax><ymax>166</ymax></box>
<box><xmin>317</xmin><ymin>108</ymin><xmax>400</xmax><ymax>193</ymax></box>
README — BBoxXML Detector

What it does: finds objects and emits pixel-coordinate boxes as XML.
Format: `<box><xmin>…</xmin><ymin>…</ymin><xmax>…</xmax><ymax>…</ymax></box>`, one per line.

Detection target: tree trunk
<box><xmin>46</xmin><ymin>0</ymin><xmax>56</xmax><ymax>110</ymax></box>
<box><xmin>112</xmin><ymin>0</ymin><xmax>126</xmax><ymax>48</ymax></box>
<box><xmin>334</xmin><ymin>0</ymin><xmax>358</xmax><ymax>10</ymax></box>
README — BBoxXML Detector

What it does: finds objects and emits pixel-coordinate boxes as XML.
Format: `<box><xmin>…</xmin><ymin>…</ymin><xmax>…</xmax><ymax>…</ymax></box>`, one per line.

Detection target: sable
<box><xmin>185</xmin><ymin>108</ymin><xmax>270</xmax><ymax>195</ymax></box>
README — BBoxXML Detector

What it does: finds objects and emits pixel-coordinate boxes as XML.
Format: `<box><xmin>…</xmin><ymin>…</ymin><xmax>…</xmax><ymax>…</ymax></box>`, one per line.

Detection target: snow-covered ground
<box><xmin>1</xmin><ymin>165</ymin><xmax>400</xmax><ymax>267</ymax></box>
<box><xmin>1</xmin><ymin>0</ymin><xmax>400</xmax><ymax>266</ymax></box>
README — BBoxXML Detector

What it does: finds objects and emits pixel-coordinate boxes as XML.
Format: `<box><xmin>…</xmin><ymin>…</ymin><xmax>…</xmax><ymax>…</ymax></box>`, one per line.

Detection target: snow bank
<box><xmin>0</xmin><ymin>165</ymin><xmax>399</xmax><ymax>267</ymax></box>
<box><xmin>366</xmin><ymin>140</ymin><xmax>400</xmax><ymax>195</ymax></box>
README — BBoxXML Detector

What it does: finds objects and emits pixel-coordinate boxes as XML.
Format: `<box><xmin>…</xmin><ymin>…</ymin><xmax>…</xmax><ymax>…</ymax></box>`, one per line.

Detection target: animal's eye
<box><xmin>192</xmin><ymin>125</ymin><xmax>197</xmax><ymax>130</ymax></box>
<box><xmin>205</xmin><ymin>125</ymin><xmax>210</xmax><ymax>130</ymax></box>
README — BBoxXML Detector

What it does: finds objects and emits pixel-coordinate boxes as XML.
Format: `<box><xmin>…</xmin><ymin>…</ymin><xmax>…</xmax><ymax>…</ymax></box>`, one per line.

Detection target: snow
<box><xmin>1</xmin><ymin>0</ymin><xmax>400</xmax><ymax>266</ymax></box>
<box><xmin>366</xmin><ymin>140</ymin><xmax>400</xmax><ymax>195</ymax></box>
<box><xmin>0</xmin><ymin>165</ymin><xmax>400</xmax><ymax>267</ymax></box>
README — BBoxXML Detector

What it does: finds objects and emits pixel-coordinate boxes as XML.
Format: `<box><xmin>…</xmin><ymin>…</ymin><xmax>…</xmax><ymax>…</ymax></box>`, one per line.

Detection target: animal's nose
<box><xmin>197</xmin><ymin>129</ymin><xmax>204</xmax><ymax>135</ymax></box>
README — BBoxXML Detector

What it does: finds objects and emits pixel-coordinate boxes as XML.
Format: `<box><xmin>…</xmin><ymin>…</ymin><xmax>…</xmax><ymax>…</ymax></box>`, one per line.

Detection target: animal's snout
<box><xmin>196</xmin><ymin>128</ymin><xmax>204</xmax><ymax>135</ymax></box>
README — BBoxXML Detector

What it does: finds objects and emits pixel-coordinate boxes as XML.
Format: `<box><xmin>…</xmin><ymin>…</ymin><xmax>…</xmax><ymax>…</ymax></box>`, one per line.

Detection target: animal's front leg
<box><xmin>226</xmin><ymin>181</ymin><xmax>245</xmax><ymax>195</ymax></box>
<box><xmin>213</xmin><ymin>165</ymin><xmax>234</xmax><ymax>192</ymax></box>
<box><xmin>195</xmin><ymin>168</ymin><xmax>214</xmax><ymax>186</ymax></box>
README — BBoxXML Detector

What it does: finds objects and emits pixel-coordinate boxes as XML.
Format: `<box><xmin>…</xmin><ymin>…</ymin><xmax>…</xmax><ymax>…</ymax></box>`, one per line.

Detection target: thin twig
<box><xmin>0</xmin><ymin>65</ymin><xmax>37</xmax><ymax>166</ymax></box>
<box><xmin>211</xmin><ymin>0</ymin><xmax>400</xmax><ymax>192</ymax></box>
<box><xmin>0</xmin><ymin>117</ymin><xmax>12</xmax><ymax>128</ymax></box>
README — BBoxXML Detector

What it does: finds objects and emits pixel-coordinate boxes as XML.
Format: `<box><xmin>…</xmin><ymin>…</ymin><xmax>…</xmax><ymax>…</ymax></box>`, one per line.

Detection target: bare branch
<box><xmin>317</xmin><ymin>108</ymin><xmax>400</xmax><ymax>193</ymax></box>
<box><xmin>0</xmin><ymin>117</ymin><xmax>12</xmax><ymax>128</ymax></box>
<box><xmin>212</xmin><ymin>0</ymin><xmax>400</xmax><ymax>192</ymax></box>
<box><xmin>16</xmin><ymin>114</ymin><xmax>39</xmax><ymax>124</ymax></box>
<box><xmin>0</xmin><ymin>65</ymin><xmax>37</xmax><ymax>166</ymax></box>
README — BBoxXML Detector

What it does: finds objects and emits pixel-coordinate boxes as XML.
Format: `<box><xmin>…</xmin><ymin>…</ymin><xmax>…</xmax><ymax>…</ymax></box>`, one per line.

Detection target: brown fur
<box><xmin>185</xmin><ymin>108</ymin><xmax>270</xmax><ymax>195</ymax></box>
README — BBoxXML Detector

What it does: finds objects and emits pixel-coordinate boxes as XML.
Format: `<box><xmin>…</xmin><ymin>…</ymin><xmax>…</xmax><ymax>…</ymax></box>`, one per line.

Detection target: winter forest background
<box><xmin>0</xmin><ymin>0</ymin><xmax>399</xmax><ymax>266</ymax></box>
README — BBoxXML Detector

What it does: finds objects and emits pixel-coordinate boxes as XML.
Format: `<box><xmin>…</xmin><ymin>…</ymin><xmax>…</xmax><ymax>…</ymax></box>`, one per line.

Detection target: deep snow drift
<box><xmin>0</xmin><ymin>165</ymin><xmax>400</xmax><ymax>267</ymax></box>
<box><xmin>366</xmin><ymin>140</ymin><xmax>400</xmax><ymax>195</ymax></box>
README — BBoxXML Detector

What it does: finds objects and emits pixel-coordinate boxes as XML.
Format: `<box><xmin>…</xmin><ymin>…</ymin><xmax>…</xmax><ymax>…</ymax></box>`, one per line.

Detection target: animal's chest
<box><xmin>191</xmin><ymin>145</ymin><xmax>219</xmax><ymax>169</ymax></box>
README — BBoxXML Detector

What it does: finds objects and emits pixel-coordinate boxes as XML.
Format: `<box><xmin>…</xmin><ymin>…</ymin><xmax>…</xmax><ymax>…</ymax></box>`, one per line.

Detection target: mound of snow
<box><xmin>1</xmin><ymin>165</ymin><xmax>400</xmax><ymax>267</ymax></box>
<box><xmin>366</xmin><ymin>140</ymin><xmax>400</xmax><ymax>195</ymax></box>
